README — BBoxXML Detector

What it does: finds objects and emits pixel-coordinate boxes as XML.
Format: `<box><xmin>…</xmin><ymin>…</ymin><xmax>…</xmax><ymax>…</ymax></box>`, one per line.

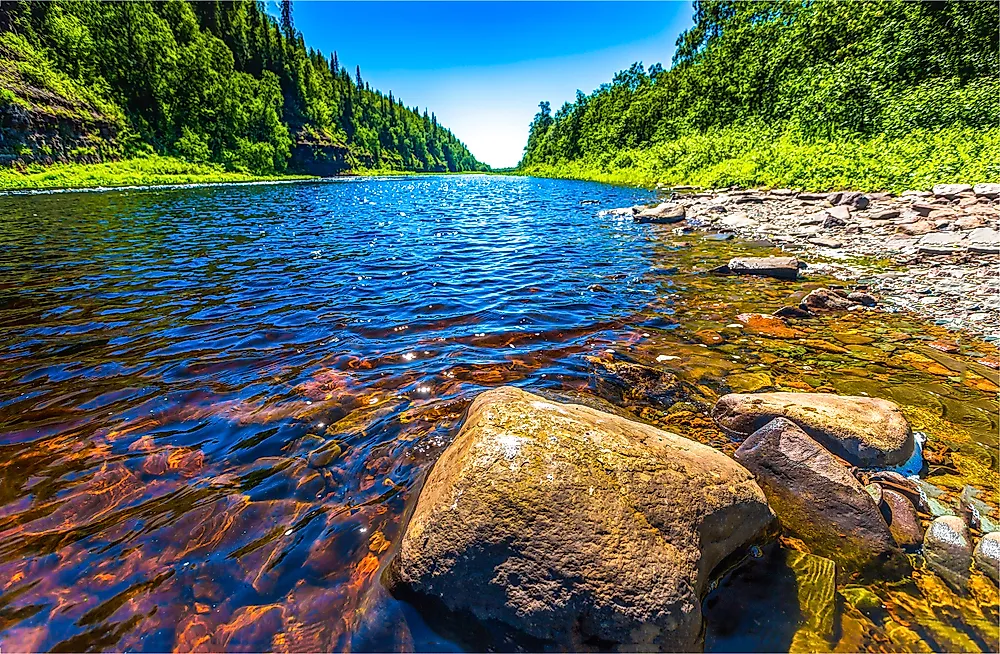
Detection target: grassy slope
<box><xmin>519</xmin><ymin>125</ymin><xmax>1000</xmax><ymax>192</ymax></box>
<box><xmin>0</xmin><ymin>155</ymin><xmax>314</xmax><ymax>191</ymax></box>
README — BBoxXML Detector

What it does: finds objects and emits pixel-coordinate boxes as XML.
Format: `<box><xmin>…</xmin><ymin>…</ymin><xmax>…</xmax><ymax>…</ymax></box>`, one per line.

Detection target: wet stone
<box><xmin>973</xmin><ymin>532</ymin><xmax>1000</xmax><ymax>584</ymax></box>
<box><xmin>847</xmin><ymin>292</ymin><xmax>877</xmax><ymax>307</ymax></box>
<box><xmin>959</xmin><ymin>485</ymin><xmax>999</xmax><ymax>533</ymax></box>
<box><xmin>713</xmin><ymin>391</ymin><xmax>914</xmax><ymax>467</ymax></box>
<box><xmin>734</xmin><ymin>418</ymin><xmax>903</xmax><ymax>573</ymax></box>
<box><xmin>635</xmin><ymin>202</ymin><xmax>686</xmax><ymax>224</ymax></box>
<box><xmin>590</xmin><ymin>357</ymin><xmax>687</xmax><ymax>409</ymax></box>
<box><xmin>801</xmin><ymin>288</ymin><xmax>854</xmax><ymax>312</ymax></box>
<box><xmin>727</xmin><ymin>256</ymin><xmax>799</xmax><ymax>280</ymax></box>
<box><xmin>880</xmin><ymin>488</ymin><xmax>923</xmax><ymax>549</ymax></box>
<box><xmin>924</xmin><ymin>516</ymin><xmax>973</xmax><ymax>591</ymax></box>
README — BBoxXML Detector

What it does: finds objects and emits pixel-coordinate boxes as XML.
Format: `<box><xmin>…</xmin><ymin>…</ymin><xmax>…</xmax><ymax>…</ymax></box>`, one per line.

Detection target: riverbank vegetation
<box><xmin>0</xmin><ymin>154</ymin><xmax>314</xmax><ymax>191</ymax></box>
<box><xmin>520</xmin><ymin>0</ymin><xmax>999</xmax><ymax>191</ymax></box>
<box><xmin>0</xmin><ymin>0</ymin><xmax>486</xmax><ymax>183</ymax></box>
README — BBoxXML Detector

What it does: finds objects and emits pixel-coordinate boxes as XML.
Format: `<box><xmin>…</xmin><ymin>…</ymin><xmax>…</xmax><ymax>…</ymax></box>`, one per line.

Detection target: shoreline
<box><xmin>615</xmin><ymin>184</ymin><xmax>1000</xmax><ymax>343</ymax></box>
<box><xmin>0</xmin><ymin>168</ymin><xmax>497</xmax><ymax>196</ymax></box>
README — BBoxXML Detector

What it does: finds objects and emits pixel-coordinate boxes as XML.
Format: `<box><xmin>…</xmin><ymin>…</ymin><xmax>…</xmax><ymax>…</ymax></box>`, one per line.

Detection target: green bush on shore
<box><xmin>519</xmin><ymin>125</ymin><xmax>1000</xmax><ymax>192</ymax></box>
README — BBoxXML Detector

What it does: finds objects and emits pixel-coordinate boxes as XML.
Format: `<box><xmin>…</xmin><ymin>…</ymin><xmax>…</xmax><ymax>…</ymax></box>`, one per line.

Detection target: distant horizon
<box><xmin>268</xmin><ymin>1</ymin><xmax>695</xmax><ymax>167</ymax></box>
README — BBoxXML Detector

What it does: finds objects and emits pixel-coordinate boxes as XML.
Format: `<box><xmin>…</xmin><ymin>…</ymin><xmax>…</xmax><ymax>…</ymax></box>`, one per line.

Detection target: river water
<box><xmin>0</xmin><ymin>175</ymin><xmax>997</xmax><ymax>652</ymax></box>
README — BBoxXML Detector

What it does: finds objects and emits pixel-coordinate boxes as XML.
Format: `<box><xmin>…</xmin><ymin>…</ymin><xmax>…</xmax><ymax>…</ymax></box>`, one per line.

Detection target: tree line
<box><xmin>1</xmin><ymin>0</ymin><xmax>487</xmax><ymax>174</ymax></box>
<box><xmin>521</xmin><ymin>0</ymin><xmax>998</xmax><ymax>169</ymax></box>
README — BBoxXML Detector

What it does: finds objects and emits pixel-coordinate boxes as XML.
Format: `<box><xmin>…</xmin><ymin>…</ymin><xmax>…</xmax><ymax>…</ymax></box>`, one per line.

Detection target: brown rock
<box><xmin>897</xmin><ymin>221</ymin><xmax>936</xmax><ymax>235</ymax></box>
<box><xmin>801</xmin><ymin>288</ymin><xmax>854</xmax><ymax>312</ymax></box>
<box><xmin>736</xmin><ymin>313</ymin><xmax>802</xmax><ymax>338</ymax></box>
<box><xmin>734</xmin><ymin>418</ymin><xmax>903</xmax><ymax>572</ymax></box>
<box><xmin>386</xmin><ymin>386</ymin><xmax>774</xmax><ymax>652</ymax></box>
<box><xmin>712</xmin><ymin>392</ymin><xmax>914</xmax><ymax>467</ymax></box>
<box><xmin>869</xmin><ymin>209</ymin><xmax>900</xmax><ymax>221</ymax></box>
<box><xmin>880</xmin><ymin>489</ymin><xmax>923</xmax><ymax>548</ymax></box>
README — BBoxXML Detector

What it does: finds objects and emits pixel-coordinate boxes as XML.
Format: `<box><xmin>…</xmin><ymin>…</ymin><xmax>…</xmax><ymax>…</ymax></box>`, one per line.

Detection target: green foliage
<box><xmin>0</xmin><ymin>153</ymin><xmax>309</xmax><ymax>190</ymax></box>
<box><xmin>521</xmin><ymin>0</ymin><xmax>999</xmax><ymax>190</ymax></box>
<box><xmin>2</xmin><ymin>0</ymin><xmax>485</xmax><ymax>175</ymax></box>
<box><xmin>520</xmin><ymin>125</ymin><xmax>1000</xmax><ymax>193</ymax></box>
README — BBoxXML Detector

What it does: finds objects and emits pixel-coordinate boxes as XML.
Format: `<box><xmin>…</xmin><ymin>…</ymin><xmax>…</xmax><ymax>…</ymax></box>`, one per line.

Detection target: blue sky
<box><xmin>273</xmin><ymin>1</ymin><xmax>695</xmax><ymax>167</ymax></box>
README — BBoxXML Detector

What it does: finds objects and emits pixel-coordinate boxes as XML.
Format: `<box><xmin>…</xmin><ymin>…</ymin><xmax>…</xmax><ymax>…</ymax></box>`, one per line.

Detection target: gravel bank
<box><xmin>626</xmin><ymin>184</ymin><xmax>1000</xmax><ymax>342</ymax></box>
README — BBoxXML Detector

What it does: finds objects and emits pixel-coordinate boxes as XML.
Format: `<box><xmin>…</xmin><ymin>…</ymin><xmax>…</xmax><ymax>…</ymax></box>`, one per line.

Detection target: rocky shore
<box><xmin>615</xmin><ymin>183</ymin><xmax>1000</xmax><ymax>341</ymax></box>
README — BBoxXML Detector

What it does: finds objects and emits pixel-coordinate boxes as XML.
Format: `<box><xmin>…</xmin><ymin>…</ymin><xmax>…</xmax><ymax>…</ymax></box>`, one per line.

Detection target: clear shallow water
<box><xmin>0</xmin><ymin>175</ymin><xmax>996</xmax><ymax>652</ymax></box>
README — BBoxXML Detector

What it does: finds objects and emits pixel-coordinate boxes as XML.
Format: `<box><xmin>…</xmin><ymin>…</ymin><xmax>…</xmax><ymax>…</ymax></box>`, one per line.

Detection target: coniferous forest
<box><xmin>520</xmin><ymin>0</ymin><xmax>1000</xmax><ymax>190</ymax></box>
<box><xmin>0</xmin><ymin>0</ymin><xmax>487</xmax><ymax>177</ymax></box>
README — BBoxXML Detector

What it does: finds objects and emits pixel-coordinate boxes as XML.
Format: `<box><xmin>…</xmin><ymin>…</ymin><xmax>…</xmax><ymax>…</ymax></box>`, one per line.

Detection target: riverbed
<box><xmin>0</xmin><ymin>175</ymin><xmax>996</xmax><ymax>651</ymax></box>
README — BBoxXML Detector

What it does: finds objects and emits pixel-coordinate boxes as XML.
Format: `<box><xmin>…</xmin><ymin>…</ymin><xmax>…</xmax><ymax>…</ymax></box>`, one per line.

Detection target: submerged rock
<box><xmin>712</xmin><ymin>392</ymin><xmax>914</xmax><ymax>467</ymax></box>
<box><xmin>924</xmin><ymin>516</ymin><xmax>973</xmax><ymax>591</ymax></box>
<box><xmin>727</xmin><ymin>256</ymin><xmax>799</xmax><ymax>280</ymax></box>
<box><xmin>801</xmin><ymin>288</ymin><xmax>854</xmax><ymax>312</ymax></box>
<box><xmin>847</xmin><ymin>291</ymin><xmax>877</xmax><ymax>307</ymax></box>
<box><xmin>589</xmin><ymin>357</ymin><xmax>687</xmax><ymax>409</ymax></box>
<box><xmin>635</xmin><ymin>202</ymin><xmax>686</xmax><ymax>224</ymax></box>
<box><xmin>880</xmin><ymin>488</ymin><xmax>923</xmax><ymax>548</ymax></box>
<box><xmin>734</xmin><ymin>418</ymin><xmax>902</xmax><ymax>572</ymax></box>
<box><xmin>973</xmin><ymin>533</ymin><xmax>1000</xmax><ymax>584</ymax></box>
<box><xmin>385</xmin><ymin>386</ymin><xmax>774</xmax><ymax>652</ymax></box>
<box><xmin>959</xmin><ymin>485</ymin><xmax>999</xmax><ymax>533</ymax></box>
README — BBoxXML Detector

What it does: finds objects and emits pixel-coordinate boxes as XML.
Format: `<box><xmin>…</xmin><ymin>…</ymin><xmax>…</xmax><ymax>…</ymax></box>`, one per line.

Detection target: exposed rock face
<box><xmin>974</xmin><ymin>532</ymin><xmax>1000</xmax><ymax>584</ymax></box>
<box><xmin>712</xmin><ymin>392</ymin><xmax>914</xmax><ymax>467</ymax></box>
<box><xmin>733</xmin><ymin>418</ymin><xmax>901</xmax><ymax>571</ymax></box>
<box><xmin>727</xmin><ymin>256</ymin><xmax>799</xmax><ymax>280</ymax></box>
<box><xmin>880</xmin><ymin>488</ymin><xmax>923</xmax><ymax>548</ymax></box>
<box><xmin>386</xmin><ymin>386</ymin><xmax>774</xmax><ymax>652</ymax></box>
<box><xmin>924</xmin><ymin>516</ymin><xmax>973</xmax><ymax>591</ymax></box>
<box><xmin>635</xmin><ymin>202</ymin><xmax>686</xmax><ymax>224</ymax></box>
<box><xmin>289</xmin><ymin>130</ymin><xmax>349</xmax><ymax>176</ymax></box>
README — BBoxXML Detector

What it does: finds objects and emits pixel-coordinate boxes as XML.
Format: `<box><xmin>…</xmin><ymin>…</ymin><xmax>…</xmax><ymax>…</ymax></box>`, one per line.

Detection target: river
<box><xmin>0</xmin><ymin>175</ymin><xmax>996</xmax><ymax>651</ymax></box>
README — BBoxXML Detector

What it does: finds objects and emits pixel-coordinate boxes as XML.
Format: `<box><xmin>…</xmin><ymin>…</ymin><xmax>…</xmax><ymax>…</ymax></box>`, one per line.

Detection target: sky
<box><xmin>273</xmin><ymin>1</ymin><xmax>695</xmax><ymax>168</ymax></box>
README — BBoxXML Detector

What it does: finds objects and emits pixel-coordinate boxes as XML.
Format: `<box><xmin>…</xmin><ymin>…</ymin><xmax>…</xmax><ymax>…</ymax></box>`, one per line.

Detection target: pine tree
<box><xmin>355</xmin><ymin>65</ymin><xmax>363</xmax><ymax>89</ymax></box>
<box><xmin>280</xmin><ymin>0</ymin><xmax>293</xmax><ymax>38</ymax></box>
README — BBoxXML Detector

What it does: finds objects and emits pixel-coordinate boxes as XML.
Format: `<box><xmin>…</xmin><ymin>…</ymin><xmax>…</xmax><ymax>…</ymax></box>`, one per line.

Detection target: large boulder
<box><xmin>386</xmin><ymin>386</ymin><xmax>774</xmax><ymax>651</ymax></box>
<box><xmin>712</xmin><ymin>392</ymin><xmax>914</xmax><ymax>467</ymax></box>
